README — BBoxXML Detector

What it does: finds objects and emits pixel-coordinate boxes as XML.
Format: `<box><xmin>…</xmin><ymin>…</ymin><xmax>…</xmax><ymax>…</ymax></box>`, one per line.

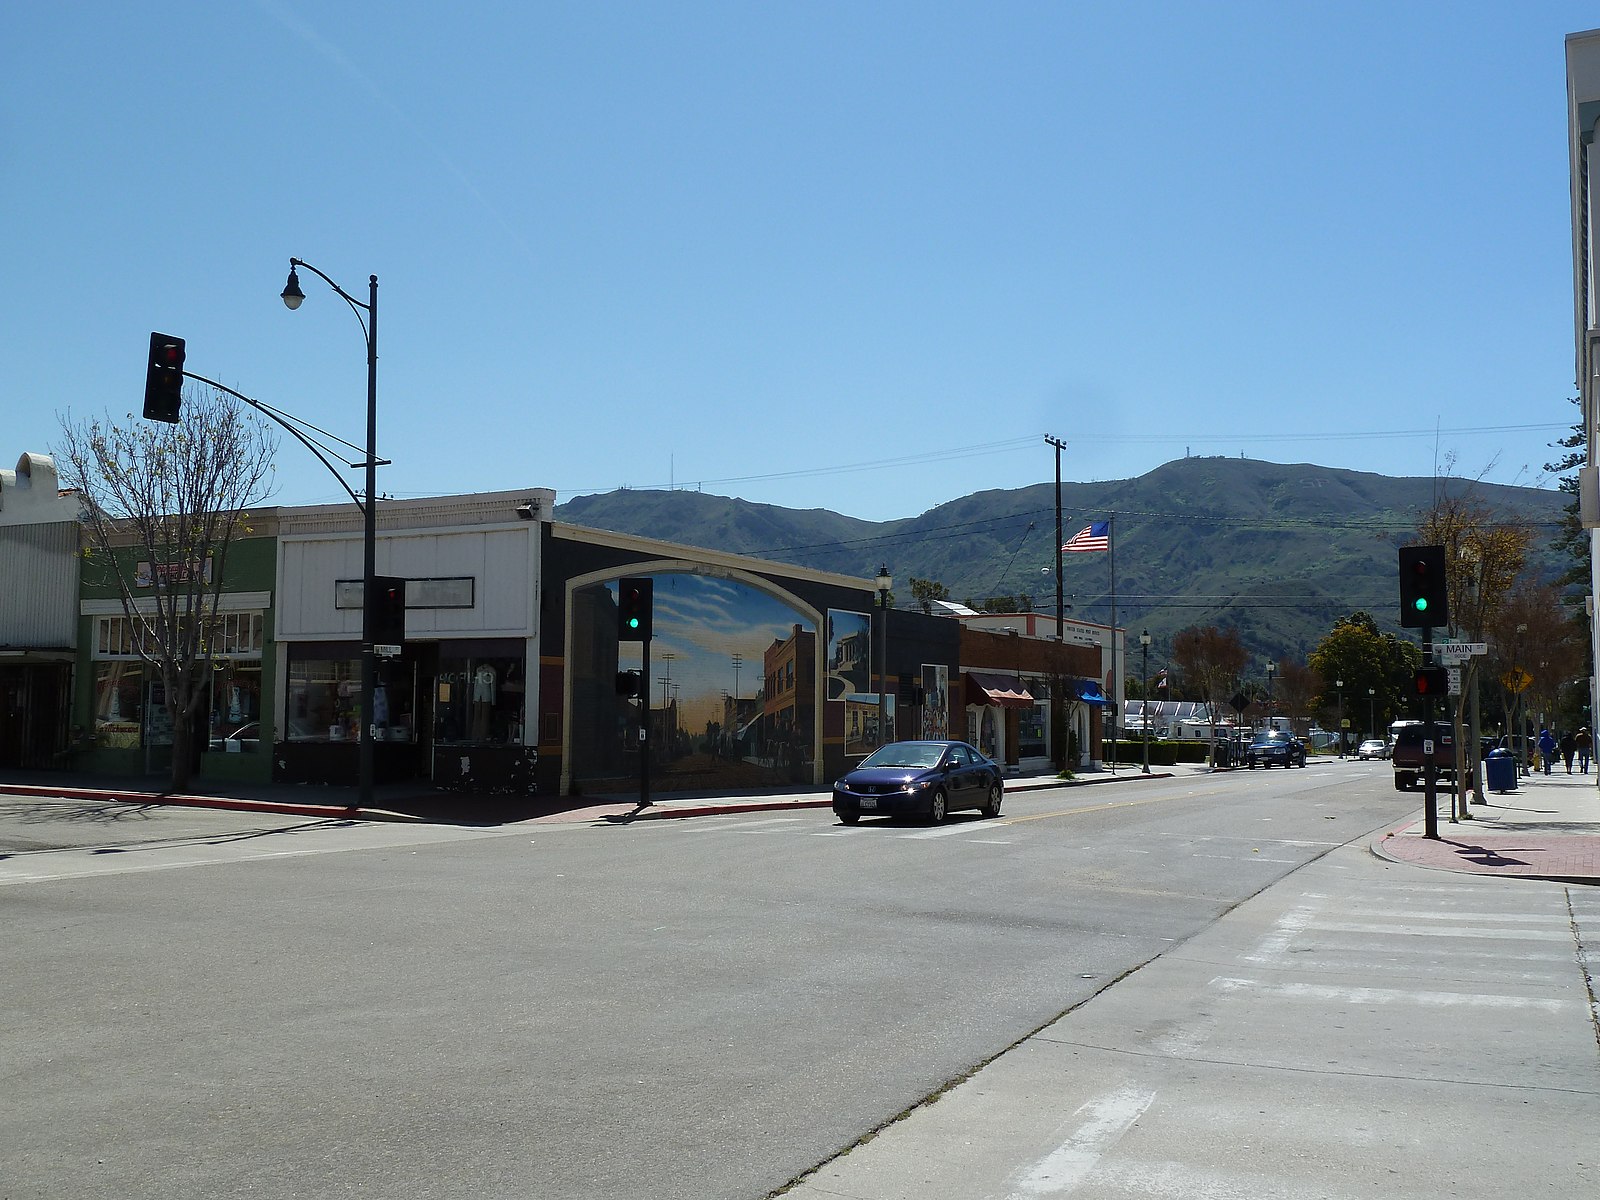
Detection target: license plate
<box><xmin>858</xmin><ymin>797</ymin><xmax>877</xmax><ymax>810</ymax></box>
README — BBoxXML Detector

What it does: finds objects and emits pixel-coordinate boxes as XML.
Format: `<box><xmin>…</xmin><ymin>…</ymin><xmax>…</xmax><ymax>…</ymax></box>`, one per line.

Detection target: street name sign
<box><xmin>1436</xmin><ymin>641</ymin><xmax>1487</xmax><ymax>665</ymax></box>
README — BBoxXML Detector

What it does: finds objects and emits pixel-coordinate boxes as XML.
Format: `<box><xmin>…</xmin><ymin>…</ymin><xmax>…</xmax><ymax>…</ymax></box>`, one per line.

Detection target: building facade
<box><xmin>0</xmin><ymin>453</ymin><xmax>80</xmax><ymax>770</ymax></box>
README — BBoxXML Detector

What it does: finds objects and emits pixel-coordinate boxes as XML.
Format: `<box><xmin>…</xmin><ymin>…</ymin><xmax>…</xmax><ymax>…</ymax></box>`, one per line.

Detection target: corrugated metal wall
<box><xmin>0</xmin><ymin>522</ymin><xmax>79</xmax><ymax>647</ymax></box>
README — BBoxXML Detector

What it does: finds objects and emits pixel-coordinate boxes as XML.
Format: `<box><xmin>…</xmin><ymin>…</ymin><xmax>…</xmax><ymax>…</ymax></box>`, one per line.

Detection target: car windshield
<box><xmin>1253</xmin><ymin>732</ymin><xmax>1288</xmax><ymax>744</ymax></box>
<box><xmin>860</xmin><ymin>743</ymin><xmax>944</xmax><ymax>769</ymax></box>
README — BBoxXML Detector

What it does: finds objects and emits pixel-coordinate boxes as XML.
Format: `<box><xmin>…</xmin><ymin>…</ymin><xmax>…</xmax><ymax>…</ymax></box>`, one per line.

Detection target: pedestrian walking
<box><xmin>1538</xmin><ymin>728</ymin><xmax>1558</xmax><ymax>775</ymax></box>
<box><xmin>1560</xmin><ymin>729</ymin><xmax>1577</xmax><ymax>774</ymax></box>
<box><xmin>1577</xmin><ymin>727</ymin><xmax>1592</xmax><ymax>775</ymax></box>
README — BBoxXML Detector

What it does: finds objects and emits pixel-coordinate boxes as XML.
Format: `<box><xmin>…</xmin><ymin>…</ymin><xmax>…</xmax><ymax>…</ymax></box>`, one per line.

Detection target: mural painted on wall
<box><xmin>843</xmin><ymin>693</ymin><xmax>895</xmax><ymax>756</ymax></box>
<box><xmin>920</xmin><ymin>664</ymin><xmax>949</xmax><ymax>739</ymax></box>
<box><xmin>570</xmin><ymin>572</ymin><xmax>817</xmax><ymax>791</ymax></box>
<box><xmin>825</xmin><ymin>609</ymin><xmax>871</xmax><ymax>701</ymax></box>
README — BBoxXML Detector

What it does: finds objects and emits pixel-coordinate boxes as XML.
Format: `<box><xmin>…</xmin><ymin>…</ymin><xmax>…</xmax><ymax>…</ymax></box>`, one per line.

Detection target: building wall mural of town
<box><xmin>569</xmin><ymin>572</ymin><xmax>820</xmax><ymax>792</ymax></box>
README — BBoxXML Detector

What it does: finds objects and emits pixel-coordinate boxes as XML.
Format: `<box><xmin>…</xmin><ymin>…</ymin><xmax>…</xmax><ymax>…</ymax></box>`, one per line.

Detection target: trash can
<box><xmin>1485</xmin><ymin>748</ymin><xmax>1516</xmax><ymax>793</ymax></box>
<box><xmin>1213</xmin><ymin>739</ymin><xmax>1232</xmax><ymax>768</ymax></box>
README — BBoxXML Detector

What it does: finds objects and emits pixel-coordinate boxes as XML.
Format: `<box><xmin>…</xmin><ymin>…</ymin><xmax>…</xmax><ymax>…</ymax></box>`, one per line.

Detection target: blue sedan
<box><xmin>832</xmin><ymin>740</ymin><xmax>1004</xmax><ymax>825</ymax></box>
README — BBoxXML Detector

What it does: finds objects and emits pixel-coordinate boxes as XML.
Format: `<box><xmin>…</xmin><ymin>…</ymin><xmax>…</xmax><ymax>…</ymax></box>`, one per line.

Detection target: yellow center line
<box><xmin>999</xmin><ymin>785</ymin><xmax>1231</xmax><ymax>825</ymax></box>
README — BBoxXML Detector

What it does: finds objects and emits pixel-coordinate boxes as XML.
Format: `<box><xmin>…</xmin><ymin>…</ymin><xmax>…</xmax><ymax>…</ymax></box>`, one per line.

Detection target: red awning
<box><xmin>966</xmin><ymin>670</ymin><xmax>1035</xmax><ymax>709</ymax></box>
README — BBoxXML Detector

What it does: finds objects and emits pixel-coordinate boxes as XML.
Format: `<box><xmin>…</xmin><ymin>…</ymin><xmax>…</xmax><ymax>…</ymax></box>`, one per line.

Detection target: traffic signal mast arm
<box><xmin>171</xmin><ymin>369</ymin><xmax>385</xmax><ymax>516</ymax></box>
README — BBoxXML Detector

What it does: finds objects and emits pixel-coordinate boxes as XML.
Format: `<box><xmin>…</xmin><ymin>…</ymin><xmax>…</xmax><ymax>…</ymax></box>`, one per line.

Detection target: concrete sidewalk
<box><xmin>1374</xmin><ymin>764</ymin><xmax>1600</xmax><ymax>883</ymax></box>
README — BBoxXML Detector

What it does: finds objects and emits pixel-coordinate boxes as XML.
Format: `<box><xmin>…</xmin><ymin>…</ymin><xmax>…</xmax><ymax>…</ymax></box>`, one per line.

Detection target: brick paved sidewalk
<box><xmin>1373</xmin><ymin>768</ymin><xmax>1600</xmax><ymax>882</ymax></box>
<box><xmin>1373</xmin><ymin>825</ymin><xmax>1600</xmax><ymax>882</ymax></box>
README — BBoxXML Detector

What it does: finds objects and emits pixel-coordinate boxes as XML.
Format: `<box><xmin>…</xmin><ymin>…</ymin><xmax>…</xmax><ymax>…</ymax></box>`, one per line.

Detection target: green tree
<box><xmin>1308</xmin><ymin>612</ymin><xmax>1420</xmax><ymax>740</ymax></box>
<box><xmin>1543</xmin><ymin>393</ymin><xmax>1589</xmax><ymax>602</ymax></box>
<box><xmin>908</xmin><ymin>576</ymin><xmax>951</xmax><ymax>614</ymax></box>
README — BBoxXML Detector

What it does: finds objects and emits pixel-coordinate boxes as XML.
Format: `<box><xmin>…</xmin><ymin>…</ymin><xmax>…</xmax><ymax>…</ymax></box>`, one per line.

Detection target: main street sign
<box><xmin>1435</xmin><ymin>641</ymin><xmax>1487</xmax><ymax>664</ymax></box>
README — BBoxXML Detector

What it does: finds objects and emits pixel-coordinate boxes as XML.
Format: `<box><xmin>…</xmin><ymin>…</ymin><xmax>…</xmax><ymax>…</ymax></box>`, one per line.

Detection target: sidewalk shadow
<box><xmin>1440</xmin><ymin>839</ymin><xmax>1533</xmax><ymax>867</ymax></box>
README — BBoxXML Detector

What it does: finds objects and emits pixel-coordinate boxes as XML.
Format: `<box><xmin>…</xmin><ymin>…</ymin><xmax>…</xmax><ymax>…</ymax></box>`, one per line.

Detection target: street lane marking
<box><xmin>1006</xmin><ymin>1084</ymin><xmax>1156</xmax><ymax>1198</ymax></box>
<box><xmin>999</xmin><ymin>791</ymin><xmax>1205</xmax><ymax>826</ymax></box>
<box><xmin>901</xmin><ymin>822</ymin><xmax>1006</xmax><ymax>839</ymax></box>
<box><xmin>1213</xmin><ymin>976</ymin><xmax>1569</xmax><ymax>1011</ymax></box>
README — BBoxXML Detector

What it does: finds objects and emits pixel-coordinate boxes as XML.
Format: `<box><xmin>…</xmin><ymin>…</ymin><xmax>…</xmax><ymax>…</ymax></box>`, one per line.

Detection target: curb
<box><xmin>0</xmin><ymin>782</ymin><xmax>419</xmax><ymax>824</ymax></box>
<box><xmin>1</xmin><ymin>766</ymin><xmax>1182</xmax><ymax>827</ymax></box>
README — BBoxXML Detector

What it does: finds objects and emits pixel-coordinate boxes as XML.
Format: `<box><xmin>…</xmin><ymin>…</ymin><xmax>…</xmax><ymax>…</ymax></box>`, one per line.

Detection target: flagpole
<box><xmin>1108</xmin><ymin>513</ymin><xmax>1117</xmax><ymax>773</ymax></box>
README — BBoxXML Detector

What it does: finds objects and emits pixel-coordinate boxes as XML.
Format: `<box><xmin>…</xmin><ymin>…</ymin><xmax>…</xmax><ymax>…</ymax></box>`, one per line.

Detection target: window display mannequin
<box><xmin>472</xmin><ymin>664</ymin><xmax>497</xmax><ymax>741</ymax></box>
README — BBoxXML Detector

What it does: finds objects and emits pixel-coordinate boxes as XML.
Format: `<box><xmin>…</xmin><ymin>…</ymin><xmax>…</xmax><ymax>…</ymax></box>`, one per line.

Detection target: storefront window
<box><xmin>434</xmin><ymin>655</ymin><xmax>524</xmax><ymax>745</ymax></box>
<box><xmin>93</xmin><ymin>662</ymin><xmax>143</xmax><ymax>749</ymax></box>
<box><xmin>282</xmin><ymin>655</ymin><xmax>415</xmax><ymax>745</ymax></box>
<box><xmin>1019</xmin><ymin>699</ymin><xmax>1047</xmax><ymax>758</ymax></box>
<box><xmin>205</xmin><ymin>662</ymin><xmax>262</xmax><ymax>753</ymax></box>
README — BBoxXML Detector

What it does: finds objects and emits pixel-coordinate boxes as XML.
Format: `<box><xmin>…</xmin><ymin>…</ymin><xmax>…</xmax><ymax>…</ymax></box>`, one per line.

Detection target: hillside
<box><xmin>553</xmin><ymin>457</ymin><xmax>1571</xmax><ymax>664</ymax></box>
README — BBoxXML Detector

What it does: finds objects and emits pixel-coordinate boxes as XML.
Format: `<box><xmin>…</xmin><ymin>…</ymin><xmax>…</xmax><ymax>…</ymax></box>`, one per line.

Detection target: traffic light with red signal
<box><xmin>1398</xmin><ymin>545</ymin><xmax>1449</xmax><ymax>629</ymax></box>
<box><xmin>370</xmin><ymin>575</ymin><xmax>407</xmax><ymax>646</ymax></box>
<box><xmin>143</xmin><ymin>332</ymin><xmax>186</xmax><ymax>423</ymax></box>
<box><xmin>617</xmin><ymin>577</ymin><xmax>653</xmax><ymax>641</ymax></box>
<box><xmin>1412</xmin><ymin>666</ymin><xmax>1449</xmax><ymax>697</ymax></box>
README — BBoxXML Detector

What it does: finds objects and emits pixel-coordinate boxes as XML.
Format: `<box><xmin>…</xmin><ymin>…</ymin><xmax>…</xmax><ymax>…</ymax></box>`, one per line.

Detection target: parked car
<box><xmin>1356</xmin><ymin>738</ymin><xmax>1388</xmax><ymax>760</ymax></box>
<box><xmin>831</xmin><ymin>740</ymin><xmax>1004</xmax><ymax>825</ymax></box>
<box><xmin>1246</xmin><ymin>729</ymin><xmax>1306</xmax><ymax>768</ymax></box>
<box><xmin>208</xmin><ymin>721</ymin><xmax>260</xmax><ymax>753</ymax></box>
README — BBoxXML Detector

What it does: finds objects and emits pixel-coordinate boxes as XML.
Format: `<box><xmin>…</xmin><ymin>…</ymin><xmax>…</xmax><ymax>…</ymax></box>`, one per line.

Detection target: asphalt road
<box><xmin>3</xmin><ymin>763</ymin><xmax>1429</xmax><ymax>1198</ymax></box>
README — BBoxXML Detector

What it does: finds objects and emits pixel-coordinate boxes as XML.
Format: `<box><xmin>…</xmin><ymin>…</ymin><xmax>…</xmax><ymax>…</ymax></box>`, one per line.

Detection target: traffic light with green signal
<box><xmin>617</xmin><ymin>577</ymin><xmax>653</xmax><ymax>642</ymax></box>
<box><xmin>1398</xmin><ymin>545</ymin><xmax>1449</xmax><ymax>629</ymax></box>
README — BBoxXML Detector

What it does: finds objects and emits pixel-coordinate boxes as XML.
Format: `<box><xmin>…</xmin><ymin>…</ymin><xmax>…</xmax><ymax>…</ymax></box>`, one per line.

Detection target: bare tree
<box><xmin>56</xmin><ymin>387</ymin><xmax>277</xmax><ymax>791</ymax></box>
<box><xmin>1274</xmin><ymin>658</ymin><xmax>1319</xmax><ymax>734</ymax></box>
<box><xmin>1171</xmin><ymin>625</ymin><xmax>1247</xmax><ymax>764</ymax></box>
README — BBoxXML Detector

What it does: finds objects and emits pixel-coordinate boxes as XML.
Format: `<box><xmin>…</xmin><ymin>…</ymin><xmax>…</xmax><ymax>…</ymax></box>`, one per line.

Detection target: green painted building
<box><xmin>73</xmin><ymin>515</ymin><xmax>278</xmax><ymax>786</ymax></box>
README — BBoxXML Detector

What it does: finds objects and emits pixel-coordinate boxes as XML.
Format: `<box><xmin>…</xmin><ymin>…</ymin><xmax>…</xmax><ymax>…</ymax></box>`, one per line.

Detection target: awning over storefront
<box><xmin>966</xmin><ymin>670</ymin><xmax>1034</xmax><ymax>709</ymax></box>
<box><xmin>1074</xmin><ymin>679</ymin><xmax>1108</xmax><ymax>706</ymax></box>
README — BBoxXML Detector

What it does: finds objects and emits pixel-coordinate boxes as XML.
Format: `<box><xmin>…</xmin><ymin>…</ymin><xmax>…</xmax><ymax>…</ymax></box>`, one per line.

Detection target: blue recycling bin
<box><xmin>1485</xmin><ymin>748</ymin><xmax>1516</xmax><ymax>793</ymax></box>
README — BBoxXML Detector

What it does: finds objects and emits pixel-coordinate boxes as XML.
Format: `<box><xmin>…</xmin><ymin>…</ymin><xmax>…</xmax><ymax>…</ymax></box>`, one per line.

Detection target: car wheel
<box><xmin>837</xmin><ymin>810</ymin><xmax>860</xmax><ymax>825</ymax></box>
<box><xmin>980</xmin><ymin>783</ymin><xmax>1002</xmax><ymax>819</ymax></box>
<box><xmin>927</xmin><ymin>789</ymin><xmax>947</xmax><ymax>824</ymax></box>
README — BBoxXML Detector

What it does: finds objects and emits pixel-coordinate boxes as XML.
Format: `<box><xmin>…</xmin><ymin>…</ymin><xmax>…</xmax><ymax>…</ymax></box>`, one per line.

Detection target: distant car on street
<box><xmin>1356</xmin><ymin>738</ymin><xmax>1388</xmax><ymax>760</ymax></box>
<box><xmin>832</xmin><ymin>740</ymin><xmax>1003</xmax><ymax>825</ymax></box>
<box><xmin>1246</xmin><ymin>729</ymin><xmax>1306</xmax><ymax>769</ymax></box>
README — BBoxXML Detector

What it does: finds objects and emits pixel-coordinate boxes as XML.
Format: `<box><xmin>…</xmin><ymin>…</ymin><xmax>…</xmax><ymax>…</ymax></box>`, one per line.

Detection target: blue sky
<box><xmin>6</xmin><ymin>2</ymin><xmax>1595</xmax><ymax>524</ymax></box>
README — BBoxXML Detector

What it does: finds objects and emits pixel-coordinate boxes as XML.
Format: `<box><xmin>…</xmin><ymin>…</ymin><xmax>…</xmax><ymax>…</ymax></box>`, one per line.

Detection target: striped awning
<box><xmin>966</xmin><ymin>670</ymin><xmax>1034</xmax><ymax>709</ymax></box>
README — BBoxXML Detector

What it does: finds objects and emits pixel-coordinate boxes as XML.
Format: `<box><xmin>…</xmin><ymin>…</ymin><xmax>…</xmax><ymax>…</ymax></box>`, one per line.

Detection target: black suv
<box><xmin>1246</xmin><ymin>729</ymin><xmax>1306</xmax><ymax>768</ymax></box>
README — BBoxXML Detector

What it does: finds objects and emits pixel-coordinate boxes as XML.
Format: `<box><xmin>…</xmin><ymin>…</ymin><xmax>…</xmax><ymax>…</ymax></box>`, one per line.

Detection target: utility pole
<box><xmin>1045</xmin><ymin>435</ymin><xmax>1067</xmax><ymax>771</ymax></box>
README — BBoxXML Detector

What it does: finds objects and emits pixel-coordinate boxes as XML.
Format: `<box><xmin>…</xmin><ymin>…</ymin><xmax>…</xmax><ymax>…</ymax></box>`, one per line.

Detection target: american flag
<box><xmin>1062</xmin><ymin>521</ymin><xmax>1110</xmax><ymax>553</ymax></box>
<box><xmin>1156</xmin><ymin>669</ymin><xmax>1168</xmax><ymax>689</ymax></box>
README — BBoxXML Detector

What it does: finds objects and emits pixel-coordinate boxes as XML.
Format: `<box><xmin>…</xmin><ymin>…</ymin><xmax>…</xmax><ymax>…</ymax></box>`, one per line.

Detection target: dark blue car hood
<box><xmin>841</xmin><ymin>766</ymin><xmax>935</xmax><ymax>787</ymax></box>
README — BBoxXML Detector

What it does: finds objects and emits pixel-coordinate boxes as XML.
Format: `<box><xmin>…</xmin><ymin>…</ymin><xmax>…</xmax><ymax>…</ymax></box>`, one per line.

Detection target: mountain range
<box><xmin>552</xmin><ymin>456</ymin><xmax>1571</xmax><ymax>666</ymax></box>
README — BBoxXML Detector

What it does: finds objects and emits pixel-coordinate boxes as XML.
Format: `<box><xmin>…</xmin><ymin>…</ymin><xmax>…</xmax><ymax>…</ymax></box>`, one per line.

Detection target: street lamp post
<box><xmin>876</xmin><ymin>565</ymin><xmax>892</xmax><ymax>748</ymax></box>
<box><xmin>1369</xmin><ymin>687</ymin><xmax>1376</xmax><ymax>742</ymax></box>
<box><xmin>282</xmin><ymin>260</ymin><xmax>380</xmax><ymax>810</ymax></box>
<box><xmin>1140</xmin><ymin>630</ymin><xmax>1151</xmax><ymax>774</ymax></box>
<box><xmin>1336</xmin><ymin>679</ymin><xmax>1344</xmax><ymax>758</ymax></box>
<box><xmin>1265</xmin><ymin>661</ymin><xmax>1275</xmax><ymax>730</ymax></box>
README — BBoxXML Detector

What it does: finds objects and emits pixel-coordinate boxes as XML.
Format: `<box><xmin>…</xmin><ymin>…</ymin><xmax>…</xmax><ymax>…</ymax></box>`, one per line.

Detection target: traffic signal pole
<box><xmin>639</xmin><ymin>637</ymin><xmax>651</xmax><ymax>809</ymax></box>
<box><xmin>1422</xmin><ymin>627</ymin><xmax>1439</xmax><ymax>841</ymax></box>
